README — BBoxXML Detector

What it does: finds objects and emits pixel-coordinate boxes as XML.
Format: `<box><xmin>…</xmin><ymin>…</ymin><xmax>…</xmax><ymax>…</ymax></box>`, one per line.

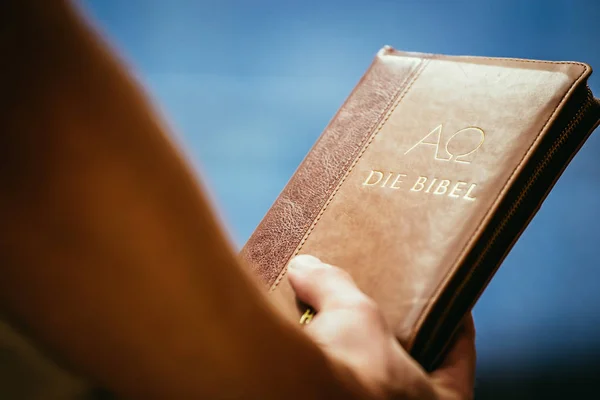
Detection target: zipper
<box><xmin>472</xmin><ymin>88</ymin><xmax>594</xmax><ymax>275</ymax></box>
<box><xmin>422</xmin><ymin>87</ymin><xmax>595</xmax><ymax>360</ymax></box>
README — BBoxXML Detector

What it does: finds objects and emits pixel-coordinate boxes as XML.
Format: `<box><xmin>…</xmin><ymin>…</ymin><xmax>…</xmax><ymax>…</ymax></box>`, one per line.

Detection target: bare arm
<box><xmin>0</xmin><ymin>2</ymin><xmax>366</xmax><ymax>398</ymax></box>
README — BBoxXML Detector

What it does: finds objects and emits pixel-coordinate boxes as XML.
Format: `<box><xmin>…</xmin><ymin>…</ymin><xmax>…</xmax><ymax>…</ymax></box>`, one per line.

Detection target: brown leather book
<box><xmin>241</xmin><ymin>47</ymin><xmax>600</xmax><ymax>370</ymax></box>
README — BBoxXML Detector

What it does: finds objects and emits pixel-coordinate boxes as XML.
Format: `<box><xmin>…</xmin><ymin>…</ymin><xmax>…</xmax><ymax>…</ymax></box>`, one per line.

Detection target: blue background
<box><xmin>80</xmin><ymin>1</ymin><xmax>600</xmax><ymax>397</ymax></box>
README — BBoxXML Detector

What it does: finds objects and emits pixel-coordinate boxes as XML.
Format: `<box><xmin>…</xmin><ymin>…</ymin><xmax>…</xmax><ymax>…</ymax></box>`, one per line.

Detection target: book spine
<box><xmin>240</xmin><ymin>48</ymin><xmax>422</xmax><ymax>288</ymax></box>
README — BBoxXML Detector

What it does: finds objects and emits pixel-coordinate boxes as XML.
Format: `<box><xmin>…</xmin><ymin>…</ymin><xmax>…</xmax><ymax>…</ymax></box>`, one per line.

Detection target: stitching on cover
<box><xmin>268</xmin><ymin>60</ymin><xmax>424</xmax><ymax>290</ymax></box>
<box><xmin>408</xmin><ymin>63</ymin><xmax>589</xmax><ymax>352</ymax></box>
<box><xmin>267</xmin><ymin>61</ymin><xmax>421</xmax><ymax>291</ymax></box>
<box><xmin>392</xmin><ymin>51</ymin><xmax>589</xmax><ymax>69</ymax></box>
<box><xmin>269</xmin><ymin>59</ymin><xmax>430</xmax><ymax>292</ymax></box>
<box><xmin>243</xmin><ymin>59</ymin><xmax>382</xmax><ymax>279</ymax></box>
<box><xmin>471</xmin><ymin>58</ymin><xmax>587</xmax><ymax>68</ymax></box>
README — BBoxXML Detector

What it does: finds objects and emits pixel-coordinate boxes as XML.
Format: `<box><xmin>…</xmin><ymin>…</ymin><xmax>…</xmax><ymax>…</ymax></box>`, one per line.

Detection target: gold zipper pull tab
<box><xmin>299</xmin><ymin>307</ymin><xmax>316</xmax><ymax>325</ymax></box>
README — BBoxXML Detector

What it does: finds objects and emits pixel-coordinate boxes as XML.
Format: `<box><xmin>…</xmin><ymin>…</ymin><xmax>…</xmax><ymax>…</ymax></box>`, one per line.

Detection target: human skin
<box><xmin>0</xmin><ymin>1</ymin><xmax>476</xmax><ymax>399</ymax></box>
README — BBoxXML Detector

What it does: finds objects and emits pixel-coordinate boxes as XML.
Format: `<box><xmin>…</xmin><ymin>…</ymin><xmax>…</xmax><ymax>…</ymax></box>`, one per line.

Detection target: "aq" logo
<box><xmin>403</xmin><ymin>124</ymin><xmax>485</xmax><ymax>164</ymax></box>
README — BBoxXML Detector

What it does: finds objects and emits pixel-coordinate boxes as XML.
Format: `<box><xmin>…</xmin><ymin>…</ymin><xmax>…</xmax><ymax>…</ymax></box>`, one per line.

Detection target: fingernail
<box><xmin>288</xmin><ymin>254</ymin><xmax>325</xmax><ymax>271</ymax></box>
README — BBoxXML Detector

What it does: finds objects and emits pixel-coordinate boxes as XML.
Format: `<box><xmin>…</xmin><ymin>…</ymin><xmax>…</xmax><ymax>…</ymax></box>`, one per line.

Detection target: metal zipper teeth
<box><xmin>423</xmin><ymin>89</ymin><xmax>595</xmax><ymax>357</ymax></box>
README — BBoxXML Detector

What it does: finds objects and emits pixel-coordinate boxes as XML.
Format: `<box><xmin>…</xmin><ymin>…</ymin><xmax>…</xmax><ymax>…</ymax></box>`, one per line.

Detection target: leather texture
<box><xmin>240</xmin><ymin>53</ymin><xmax>423</xmax><ymax>286</ymax></box>
<box><xmin>241</xmin><ymin>47</ymin><xmax>600</xmax><ymax>369</ymax></box>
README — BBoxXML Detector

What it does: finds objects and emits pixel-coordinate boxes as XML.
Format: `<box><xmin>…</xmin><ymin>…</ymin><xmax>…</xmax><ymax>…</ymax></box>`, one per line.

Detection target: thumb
<box><xmin>287</xmin><ymin>255</ymin><xmax>363</xmax><ymax>312</ymax></box>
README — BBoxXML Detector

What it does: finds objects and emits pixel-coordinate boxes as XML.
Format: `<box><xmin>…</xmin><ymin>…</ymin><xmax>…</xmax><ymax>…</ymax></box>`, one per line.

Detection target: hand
<box><xmin>287</xmin><ymin>255</ymin><xmax>476</xmax><ymax>400</ymax></box>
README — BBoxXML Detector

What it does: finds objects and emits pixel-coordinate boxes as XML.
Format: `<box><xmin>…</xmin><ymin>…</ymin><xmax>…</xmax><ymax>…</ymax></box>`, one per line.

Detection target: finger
<box><xmin>431</xmin><ymin>313</ymin><xmax>477</xmax><ymax>400</ymax></box>
<box><xmin>287</xmin><ymin>254</ymin><xmax>364</xmax><ymax>312</ymax></box>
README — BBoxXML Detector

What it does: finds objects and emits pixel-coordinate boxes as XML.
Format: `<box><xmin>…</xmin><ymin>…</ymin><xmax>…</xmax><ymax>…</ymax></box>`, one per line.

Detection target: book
<box><xmin>241</xmin><ymin>47</ymin><xmax>600</xmax><ymax>370</ymax></box>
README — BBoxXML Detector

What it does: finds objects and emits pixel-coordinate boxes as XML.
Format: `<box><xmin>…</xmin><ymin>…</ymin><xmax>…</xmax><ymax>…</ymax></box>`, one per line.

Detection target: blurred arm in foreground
<box><xmin>0</xmin><ymin>1</ymin><xmax>475</xmax><ymax>399</ymax></box>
